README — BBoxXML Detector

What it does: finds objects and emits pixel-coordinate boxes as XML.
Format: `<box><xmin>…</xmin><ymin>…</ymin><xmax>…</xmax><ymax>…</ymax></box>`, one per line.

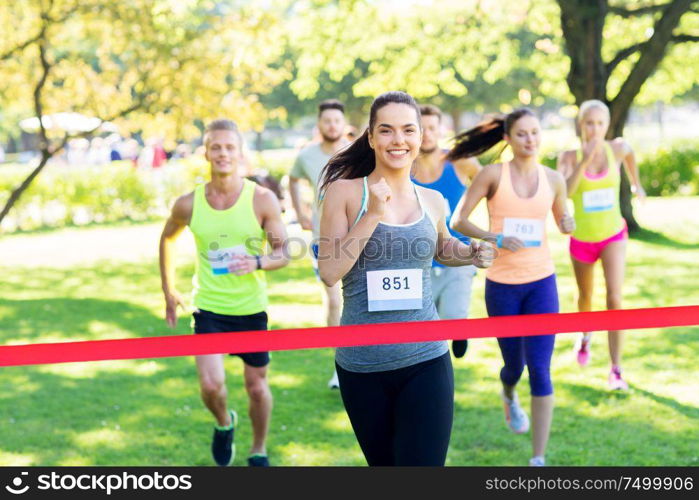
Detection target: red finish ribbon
<box><xmin>1</xmin><ymin>305</ymin><xmax>697</xmax><ymax>367</ymax></box>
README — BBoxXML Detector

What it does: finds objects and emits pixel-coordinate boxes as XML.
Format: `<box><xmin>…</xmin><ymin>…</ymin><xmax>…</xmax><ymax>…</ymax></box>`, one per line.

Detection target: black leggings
<box><xmin>336</xmin><ymin>352</ymin><xmax>454</xmax><ymax>466</ymax></box>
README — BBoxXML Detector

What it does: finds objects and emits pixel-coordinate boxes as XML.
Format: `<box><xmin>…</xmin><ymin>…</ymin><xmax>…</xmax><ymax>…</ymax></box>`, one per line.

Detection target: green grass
<box><xmin>0</xmin><ymin>197</ymin><xmax>698</xmax><ymax>466</ymax></box>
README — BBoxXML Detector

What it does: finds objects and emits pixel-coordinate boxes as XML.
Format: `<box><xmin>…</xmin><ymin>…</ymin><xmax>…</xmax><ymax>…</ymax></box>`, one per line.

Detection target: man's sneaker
<box><xmin>452</xmin><ymin>340</ymin><xmax>468</xmax><ymax>359</ymax></box>
<box><xmin>211</xmin><ymin>410</ymin><xmax>237</xmax><ymax>466</ymax></box>
<box><xmin>608</xmin><ymin>367</ymin><xmax>629</xmax><ymax>391</ymax></box>
<box><xmin>248</xmin><ymin>454</ymin><xmax>270</xmax><ymax>467</ymax></box>
<box><xmin>501</xmin><ymin>391</ymin><xmax>530</xmax><ymax>434</ymax></box>
<box><xmin>574</xmin><ymin>336</ymin><xmax>591</xmax><ymax>366</ymax></box>
<box><xmin>529</xmin><ymin>456</ymin><xmax>546</xmax><ymax>467</ymax></box>
<box><xmin>328</xmin><ymin>369</ymin><xmax>340</xmax><ymax>390</ymax></box>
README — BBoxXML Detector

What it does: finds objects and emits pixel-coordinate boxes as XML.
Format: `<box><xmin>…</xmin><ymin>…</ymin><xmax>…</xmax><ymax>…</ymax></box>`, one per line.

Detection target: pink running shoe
<box><xmin>608</xmin><ymin>367</ymin><xmax>629</xmax><ymax>391</ymax></box>
<box><xmin>574</xmin><ymin>336</ymin><xmax>591</xmax><ymax>366</ymax></box>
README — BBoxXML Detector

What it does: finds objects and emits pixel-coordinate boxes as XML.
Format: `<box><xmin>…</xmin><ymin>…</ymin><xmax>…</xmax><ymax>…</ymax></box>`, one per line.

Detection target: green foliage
<box><xmin>0</xmin><ymin>1</ymin><xmax>288</xmax><ymax>141</ymax></box>
<box><xmin>0</xmin><ymin>152</ymin><xmax>296</xmax><ymax>234</ymax></box>
<box><xmin>272</xmin><ymin>0</ymin><xmax>698</xmax><ymax>129</ymax></box>
<box><xmin>639</xmin><ymin>143</ymin><xmax>699</xmax><ymax>196</ymax></box>
<box><xmin>0</xmin><ymin>158</ymin><xmax>210</xmax><ymax>233</ymax></box>
<box><xmin>282</xmin><ymin>0</ymin><xmax>548</xmax><ymax>119</ymax></box>
<box><xmin>253</xmin><ymin>149</ymin><xmax>297</xmax><ymax>179</ymax></box>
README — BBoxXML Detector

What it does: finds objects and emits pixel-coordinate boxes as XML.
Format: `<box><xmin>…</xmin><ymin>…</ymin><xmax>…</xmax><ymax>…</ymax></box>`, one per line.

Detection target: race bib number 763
<box><xmin>503</xmin><ymin>217</ymin><xmax>544</xmax><ymax>247</ymax></box>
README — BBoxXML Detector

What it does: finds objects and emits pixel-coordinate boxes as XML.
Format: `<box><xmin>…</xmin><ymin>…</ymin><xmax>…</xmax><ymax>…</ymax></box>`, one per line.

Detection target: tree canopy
<box><xmin>0</xmin><ymin>0</ymin><xmax>288</xmax><ymax>222</ymax></box>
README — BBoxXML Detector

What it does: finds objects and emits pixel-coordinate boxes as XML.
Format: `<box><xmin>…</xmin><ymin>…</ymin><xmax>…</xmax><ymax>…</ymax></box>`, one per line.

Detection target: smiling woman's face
<box><xmin>368</xmin><ymin>102</ymin><xmax>422</xmax><ymax>170</ymax></box>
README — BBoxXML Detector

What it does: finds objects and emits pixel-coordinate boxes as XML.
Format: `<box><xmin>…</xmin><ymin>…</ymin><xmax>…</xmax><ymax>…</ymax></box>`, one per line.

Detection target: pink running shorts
<box><xmin>570</xmin><ymin>223</ymin><xmax>628</xmax><ymax>264</ymax></box>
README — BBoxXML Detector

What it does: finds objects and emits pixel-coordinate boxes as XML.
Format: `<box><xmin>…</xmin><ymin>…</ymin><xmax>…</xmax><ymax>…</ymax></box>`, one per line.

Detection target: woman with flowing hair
<box><xmin>450</xmin><ymin>108</ymin><xmax>575</xmax><ymax>466</ymax></box>
<box><xmin>317</xmin><ymin>91</ymin><xmax>493</xmax><ymax>466</ymax></box>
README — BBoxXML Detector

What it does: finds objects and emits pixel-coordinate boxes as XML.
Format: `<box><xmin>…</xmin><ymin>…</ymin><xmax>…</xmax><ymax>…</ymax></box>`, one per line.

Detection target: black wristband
<box><xmin>255</xmin><ymin>255</ymin><xmax>262</xmax><ymax>270</ymax></box>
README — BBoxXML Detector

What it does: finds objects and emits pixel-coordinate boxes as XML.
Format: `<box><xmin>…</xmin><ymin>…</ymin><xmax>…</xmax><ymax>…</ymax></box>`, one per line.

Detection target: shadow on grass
<box><xmin>558</xmin><ymin>382</ymin><xmax>631</xmax><ymax>407</ymax></box>
<box><xmin>0</xmin><ymin>262</ymin><xmax>172</xmax><ymax>298</ymax></box>
<box><xmin>625</xmin><ymin>327</ymin><xmax>699</xmax><ymax>360</ymax></box>
<box><xmin>450</xmin><ymin>381</ymin><xmax>695</xmax><ymax>466</ymax></box>
<box><xmin>630</xmin><ymin>227</ymin><xmax>699</xmax><ymax>249</ymax></box>
<box><xmin>0</xmin><ymin>296</ymin><xmax>358</xmax><ymax>465</ymax></box>
<box><xmin>628</xmin><ymin>385</ymin><xmax>699</xmax><ymax>420</ymax></box>
<box><xmin>0</xmin><ymin>297</ymin><xmax>190</xmax><ymax>344</ymax></box>
<box><xmin>0</xmin><ymin>258</ymin><xmax>317</xmax><ymax>308</ymax></box>
<box><xmin>547</xmin><ymin>402</ymin><xmax>697</xmax><ymax>466</ymax></box>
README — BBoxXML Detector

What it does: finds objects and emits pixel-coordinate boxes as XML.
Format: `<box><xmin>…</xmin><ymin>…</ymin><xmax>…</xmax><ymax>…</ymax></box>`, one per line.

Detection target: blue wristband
<box><xmin>255</xmin><ymin>255</ymin><xmax>262</xmax><ymax>270</ymax></box>
<box><xmin>496</xmin><ymin>234</ymin><xmax>504</xmax><ymax>248</ymax></box>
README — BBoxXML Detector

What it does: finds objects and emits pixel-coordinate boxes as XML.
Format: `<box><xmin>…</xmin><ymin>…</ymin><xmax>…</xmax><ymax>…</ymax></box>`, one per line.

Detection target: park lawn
<box><xmin>0</xmin><ymin>197</ymin><xmax>697</xmax><ymax>466</ymax></box>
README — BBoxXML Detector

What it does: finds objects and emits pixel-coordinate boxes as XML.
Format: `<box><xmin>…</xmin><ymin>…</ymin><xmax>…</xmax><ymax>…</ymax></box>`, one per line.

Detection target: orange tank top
<box><xmin>487</xmin><ymin>162</ymin><xmax>555</xmax><ymax>285</ymax></box>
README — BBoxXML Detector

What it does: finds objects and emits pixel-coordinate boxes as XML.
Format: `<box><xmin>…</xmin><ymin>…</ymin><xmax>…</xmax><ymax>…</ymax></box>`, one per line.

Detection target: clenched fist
<box><xmin>367</xmin><ymin>177</ymin><xmax>392</xmax><ymax>218</ymax></box>
<box><xmin>472</xmin><ymin>240</ymin><xmax>495</xmax><ymax>269</ymax></box>
<box><xmin>581</xmin><ymin>138</ymin><xmax>604</xmax><ymax>162</ymax></box>
<box><xmin>559</xmin><ymin>213</ymin><xmax>576</xmax><ymax>234</ymax></box>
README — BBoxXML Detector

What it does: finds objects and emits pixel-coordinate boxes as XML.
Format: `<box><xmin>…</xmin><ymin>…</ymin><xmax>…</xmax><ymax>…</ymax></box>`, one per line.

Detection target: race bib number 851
<box><xmin>366</xmin><ymin>269</ymin><xmax>423</xmax><ymax>312</ymax></box>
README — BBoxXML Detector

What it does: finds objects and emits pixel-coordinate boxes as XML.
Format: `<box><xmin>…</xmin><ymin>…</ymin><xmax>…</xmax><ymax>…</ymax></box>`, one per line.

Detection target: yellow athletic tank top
<box><xmin>571</xmin><ymin>142</ymin><xmax>624</xmax><ymax>242</ymax></box>
<box><xmin>190</xmin><ymin>180</ymin><xmax>267</xmax><ymax>315</ymax></box>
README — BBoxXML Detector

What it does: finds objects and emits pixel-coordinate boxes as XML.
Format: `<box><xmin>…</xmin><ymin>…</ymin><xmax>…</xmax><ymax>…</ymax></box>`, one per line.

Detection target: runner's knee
<box><xmin>528</xmin><ymin>366</ymin><xmax>553</xmax><ymax>397</ymax></box>
<box><xmin>245</xmin><ymin>377</ymin><xmax>270</xmax><ymax>402</ymax></box>
<box><xmin>606</xmin><ymin>291</ymin><xmax>622</xmax><ymax>309</ymax></box>
<box><xmin>200</xmin><ymin>375</ymin><xmax>226</xmax><ymax>398</ymax></box>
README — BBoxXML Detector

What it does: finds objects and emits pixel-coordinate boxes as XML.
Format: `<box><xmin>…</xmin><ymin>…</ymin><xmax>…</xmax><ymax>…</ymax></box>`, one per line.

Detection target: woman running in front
<box><xmin>317</xmin><ymin>91</ymin><xmax>493</xmax><ymax>466</ymax></box>
<box><xmin>450</xmin><ymin>108</ymin><xmax>575</xmax><ymax>467</ymax></box>
<box><xmin>557</xmin><ymin>100</ymin><xmax>645</xmax><ymax>390</ymax></box>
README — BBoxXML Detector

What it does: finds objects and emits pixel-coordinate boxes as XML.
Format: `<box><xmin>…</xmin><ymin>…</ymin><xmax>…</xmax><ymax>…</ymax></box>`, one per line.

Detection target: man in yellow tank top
<box><xmin>159</xmin><ymin>119</ymin><xmax>289</xmax><ymax>466</ymax></box>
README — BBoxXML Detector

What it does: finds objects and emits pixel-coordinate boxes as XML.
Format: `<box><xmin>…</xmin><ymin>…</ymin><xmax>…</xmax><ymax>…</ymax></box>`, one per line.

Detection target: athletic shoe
<box><xmin>529</xmin><ymin>456</ymin><xmax>546</xmax><ymax>467</ymax></box>
<box><xmin>211</xmin><ymin>410</ymin><xmax>237</xmax><ymax>466</ymax></box>
<box><xmin>452</xmin><ymin>340</ymin><xmax>468</xmax><ymax>359</ymax></box>
<box><xmin>328</xmin><ymin>370</ymin><xmax>340</xmax><ymax>390</ymax></box>
<box><xmin>608</xmin><ymin>367</ymin><xmax>629</xmax><ymax>391</ymax></box>
<box><xmin>501</xmin><ymin>391</ymin><xmax>530</xmax><ymax>434</ymax></box>
<box><xmin>248</xmin><ymin>454</ymin><xmax>270</xmax><ymax>467</ymax></box>
<box><xmin>574</xmin><ymin>336</ymin><xmax>591</xmax><ymax>366</ymax></box>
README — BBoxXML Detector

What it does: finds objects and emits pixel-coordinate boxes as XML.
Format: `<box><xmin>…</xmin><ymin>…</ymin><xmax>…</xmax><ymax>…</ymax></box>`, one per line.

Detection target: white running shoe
<box><xmin>501</xmin><ymin>391</ymin><xmax>530</xmax><ymax>434</ymax></box>
<box><xmin>328</xmin><ymin>370</ymin><xmax>340</xmax><ymax>389</ymax></box>
<box><xmin>529</xmin><ymin>456</ymin><xmax>546</xmax><ymax>467</ymax></box>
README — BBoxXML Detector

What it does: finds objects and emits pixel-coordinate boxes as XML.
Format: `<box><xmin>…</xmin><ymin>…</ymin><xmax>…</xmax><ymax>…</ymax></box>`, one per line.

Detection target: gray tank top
<box><xmin>336</xmin><ymin>177</ymin><xmax>448</xmax><ymax>373</ymax></box>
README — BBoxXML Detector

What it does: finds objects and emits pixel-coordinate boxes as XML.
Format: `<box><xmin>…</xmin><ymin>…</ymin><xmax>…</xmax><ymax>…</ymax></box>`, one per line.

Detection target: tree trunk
<box><xmin>0</xmin><ymin>151</ymin><xmax>51</xmax><ymax>225</ymax></box>
<box><xmin>6</xmin><ymin>134</ymin><xmax>18</xmax><ymax>154</ymax></box>
<box><xmin>606</xmin><ymin>0</ymin><xmax>694</xmax><ymax>234</ymax></box>
<box><xmin>608</xmin><ymin>114</ymin><xmax>640</xmax><ymax>233</ymax></box>
<box><xmin>558</xmin><ymin>0</ymin><xmax>609</xmax><ymax>103</ymax></box>
<box><xmin>558</xmin><ymin>0</ymin><xmax>696</xmax><ymax>234</ymax></box>
<box><xmin>449</xmin><ymin>109</ymin><xmax>462</xmax><ymax>132</ymax></box>
<box><xmin>609</xmin><ymin>0</ymin><xmax>695</xmax><ymax>135</ymax></box>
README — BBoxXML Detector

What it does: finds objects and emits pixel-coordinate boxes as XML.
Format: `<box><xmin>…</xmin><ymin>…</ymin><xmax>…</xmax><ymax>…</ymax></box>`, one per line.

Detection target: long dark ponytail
<box><xmin>447</xmin><ymin>107</ymin><xmax>536</xmax><ymax>161</ymax></box>
<box><xmin>319</xmin><ymin>91</ymin><xmax>421</xmax><ymax>196</ymax></box>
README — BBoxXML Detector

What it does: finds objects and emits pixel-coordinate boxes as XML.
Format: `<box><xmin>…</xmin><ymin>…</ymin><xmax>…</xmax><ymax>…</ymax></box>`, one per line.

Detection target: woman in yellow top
<box><xmin>557</xmin><ymin>100</ymin><xmax>645</xmax><ymax>390</ymax></box>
